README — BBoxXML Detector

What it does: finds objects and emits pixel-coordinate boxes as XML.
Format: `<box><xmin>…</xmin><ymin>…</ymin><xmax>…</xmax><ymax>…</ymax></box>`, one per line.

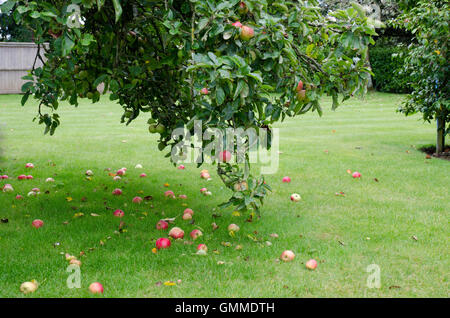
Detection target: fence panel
<box><xmin>0</xmin><ymin>42</ymin><xmax>45</xmax><ymax>94</ymax></box>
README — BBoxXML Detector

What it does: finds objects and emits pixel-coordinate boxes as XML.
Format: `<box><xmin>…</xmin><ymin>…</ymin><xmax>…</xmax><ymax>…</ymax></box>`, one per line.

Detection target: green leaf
<box><xmin>21</xmin><ymin>92</ymin><xmax>31</xmax><ymax>106</ymax></box>
<box><xmin>97</xmin><ymin>0</ymin><xmax>106</xmax><ymax>10</ymax></box>
<box><xmin>112</xmin><ymin>0</ymin><xmax>122</xmax><ymax>23</ymax></box>
<box><xmin>233</xmin><ymin>80</ymin><xmax>245</xmax><ymax>100</ymax></box>
<box><xmin>216</xmin><ymin>87</ymin><xmax>225</xmax><ymax>105</ymax></box>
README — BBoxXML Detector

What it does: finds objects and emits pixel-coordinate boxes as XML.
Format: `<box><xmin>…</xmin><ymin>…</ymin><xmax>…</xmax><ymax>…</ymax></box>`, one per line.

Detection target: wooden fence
<box><xmin>0</xmin><ymin>42</ymin><xmax>45</xmax><ymax>94</ymax></box>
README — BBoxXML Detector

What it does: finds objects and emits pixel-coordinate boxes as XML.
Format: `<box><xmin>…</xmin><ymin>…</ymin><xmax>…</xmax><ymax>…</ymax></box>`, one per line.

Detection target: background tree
<box><xmin>2</xmin><ymin>0</ymin><xmax>378</xmax><ymax>214</ymax></box>
<box><xmin>395</xmin><ymin>0</ymin><xmax>449</xmax><ymax>153</ymax></box>
<box><xmin>0</xmin><ymin>0</ymin><xmax>32</xmax><ymax>41</ymax></box>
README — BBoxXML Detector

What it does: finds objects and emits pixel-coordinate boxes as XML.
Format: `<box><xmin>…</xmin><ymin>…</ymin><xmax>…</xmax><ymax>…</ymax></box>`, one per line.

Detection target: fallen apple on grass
<box><xmin>184</xmin><ymin>208</ymin><xmax>194</xmax><ymax>216</ymax></box>
<box><xmin>305</xmin><ymin>259</ymin><xmax>318</xmax><ymax>270</ymax></box>
<box><xmin>169</xmin><ymin>227</ymin><xmax>185</xmax><ymax>239</ymax></box>
<box><xmin>228</xmin><ymin>224</ymin><xmax>240</xmax><ymax>232</ymax></box>
<box><xmin>15</xmin><ymin>195</ymin><xmax>23</xmax><ymax>200</ymax></box>
<box><xmin>197</xmin><ymin>244</ymin><xmax>208</xmax><ymax>252</ymax></box>
<box><xmin>2</xmin><ymin>184</ymin><xmax>14</xmax><ymax>192</ymax></box>
<box><xmin>156</xmin><ymin>238</ymin><xmax>171</xmax><ymax>249</ymax></box>
<box><xmin>190</xmin><ymin>229</ymin><xmax>203</xmax><ymax>240</ymax></box>
<box><xmin>18</xmin><ymin>174</ymin><xmax>27</xmax><ymax>180</ymax></box>
<box><xmin>20</xmin><ymin>281</ymin><xmax>38</xmax><ymax>294</ymax></box>
<box><xmin>45</xmin><ymin>177</ymin><xmax>55</xmax><ymax>183</ymax></box>
<box><xmin>280</xmin><ymin>250</ymin><xmax>295</xmax><ymax>262</ymax></box>
<box><xmin>112</xmin><ymin>188</ymin><xmax>123</xmax><ymax>196</ymax></box>
<box><xmin>282</xmin><ymin>176</ymin><xmax>291</xmax><ymax>183</ymax></box>
<box><xmin>89</xmin><ymin>282</ymin><xmax>104</xmax><ymax>294</ymax></box>
<box><xmin>132</xmin><ymin>196</ymin><xmax>143</xmax><ymax>204</ymax></box>
<box><xmin>32</xmin><ymin>219</ymin><xmax>44</xmax><ymax>228</ymax></box>
<box><xmin>352</xmin><ymin>171</ymin><xmax>362</xmax><ymax>178</ymax></box>
<box><xmin>139</xmin><ymin>173</ymin><xmax>147</xmax><ymax>178</ymax></box>
<box><xmin>113</xmin><ymin>209</ymin><xmax>124</xmax><ymax>217</ymax></box>
<box><xmin>85</xmin><ymin>170</ymin><xmax>94</xmax><ymax>176</ymax></box>
<box><xmin>156</xmin><ymin>220</ymin><xmax>168</xmax><ymax>230</ymax></box>
<box><xmin>182</xmin><ymin>213</ymin><xmax>192</xmax><ymax>221</ymax></box>
<box><xmin>25</xmin><ymin>163</ymin><xmax>34</xmax><ymax>169</ymax></box>
<box><xmin>290</xmin><ymin>193</ymin><xmax>301</xmax><ymax>202</ymax></box>
<box><xmin>164</xmin><ymin>190</ymin><xmax>176</xmax><ymax>199</ymax></box>
<box><xmin>135</xmin><ymin>164</ymin><xmax>143</xmax><ymax>169</ymax></box>
<box><xmin>1</xmin><ymin>175</ymin><xmax>8</xmax><ymax>179</ymax></box>
<box><xmin>26</xmin><ymin>175</ymin><xmax>33</xmax><ymax>180</ymax></box>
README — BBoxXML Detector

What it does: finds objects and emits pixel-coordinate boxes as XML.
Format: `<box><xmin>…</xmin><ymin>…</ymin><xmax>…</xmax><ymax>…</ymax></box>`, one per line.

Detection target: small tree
<box><xmin>396</xmin><ymin>0</ymin><xmax>449</xmax><ymax>153</ymax></box>
<box><xmin>3</xmin><ymin>0</ymin><xmax>378</xmax><ymax>214</ymax></box>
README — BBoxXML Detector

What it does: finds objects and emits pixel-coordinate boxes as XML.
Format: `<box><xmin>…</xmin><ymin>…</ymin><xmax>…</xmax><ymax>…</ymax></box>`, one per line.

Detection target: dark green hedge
<box><xmin>369</xmin><ymin>46</ymin><xmax>412</xmax><ymax>94</ymax></box>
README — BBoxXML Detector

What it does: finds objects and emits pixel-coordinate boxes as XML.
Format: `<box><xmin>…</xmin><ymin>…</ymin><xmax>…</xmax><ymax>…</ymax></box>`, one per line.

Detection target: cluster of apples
<box><xmin>280</xmin><ymin>250</ymin><xmax>318</xmax><ymax>270</ymax></box>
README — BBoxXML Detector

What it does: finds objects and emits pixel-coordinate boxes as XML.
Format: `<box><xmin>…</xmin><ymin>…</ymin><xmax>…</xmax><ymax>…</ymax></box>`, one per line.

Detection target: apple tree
<box><xmin>2</xmin><ymin>0</ymin><xmax>379</xmax><ymax>214</ymax></box>
<box><xmin>395</xmin><ymin>0</ymin><xmax>449</xmax><ymax>154</ymax></box>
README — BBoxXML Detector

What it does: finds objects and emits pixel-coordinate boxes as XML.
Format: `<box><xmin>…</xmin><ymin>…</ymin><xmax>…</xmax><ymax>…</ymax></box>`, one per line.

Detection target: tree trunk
<box><xmin>436</xmin><ymin>117</ymin><xmax>445</xmax><ymax>154</ymax></box>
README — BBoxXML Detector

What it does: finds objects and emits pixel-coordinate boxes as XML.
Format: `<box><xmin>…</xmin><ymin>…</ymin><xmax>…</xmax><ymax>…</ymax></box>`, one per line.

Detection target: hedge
<box><xmin>369</xmin><ymin>46</ymin><xmax>413</xmax><ymax>94</ymax></box>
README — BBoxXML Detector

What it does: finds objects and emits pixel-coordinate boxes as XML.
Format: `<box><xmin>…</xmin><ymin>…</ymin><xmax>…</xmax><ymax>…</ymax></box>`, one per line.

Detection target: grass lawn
<box><xmin>0</xmin><ymin>92</ymin><xmax>448</xmax><ymax>298</ymax></box>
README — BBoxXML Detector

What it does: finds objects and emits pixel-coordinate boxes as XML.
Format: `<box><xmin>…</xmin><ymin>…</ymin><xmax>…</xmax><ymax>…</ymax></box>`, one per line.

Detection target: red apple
<box><xmin>232</xmin><ymin>21</ymin><xmax>243</xmax><ymax>28</ymax></box>
<box><xmin>25</xmin><ymin>163</ymin><xmax>34</xmax><ymax>169</ymax></box>
<box><xmin>190</xmin><ymin>229</ymin><xmax>203</xmax><ymax>240</ymax></box>
<box><xmin>282</xmin><ymin>176</ymin><xmax>291</xmax><ymax>183</ymax></box>
<box><xmin>112</xmin><ymin>188</ymin><xmax>123</xmax><ymax>196</ymax></box>
<box><xmin>352</xmin><ymin>171</ymin><xmax>361</xmax><ymax>178</ymax></box>
<box><xmin>2</xmin><ymin>184</ymin><xmax>14</xmax><ymax>192</ymax></box>
<box><xmin>200</xmin><ymin>171</ymin><xmax>211</xmax><ymax>179</ymax></box>
<box><xmin>169</xmin><ymin>227</ymin><xmax>184</xmax><ymax>239</ymax></box>
<box><xmin>156</xmin><ymin>220</ymin><xmax>169</xmax><ymax>230</ymax></box>
<box><xmin>220</xmin><ymin>150</ymin><xmax>232</xmax><ymax>163</ymax></box>
<box><xmin>132</xmin><ymin>196</ymin><xmax>143</xmax><ymax>204</ymax></box>
<box><xmin>156</xmin><ymin>237</ymin><xmax>171</xmax><ymax>249</ymax></box>
<box><xmin>113</xmin><ymin>209</ymin><xmax>124</xmax><ymax>217</ymax></box>
<box><xmin>178</xmin><ymin>194</ymin><xmax>187</xmax><ymax>199</ymax></box>
<box><xmin>182</xmin><ymin>213</ymin><xmax>192</xmax><ymax>221</ymax></box>
<box><xmin>305</xmin><ymin>259</ymin><xmax>317</xmax><ymax>270</ymax></box>
<box><xmin>164</xmin><ymin>190</ymin><xmax>175</xmax><ymax>198</ymax></box>
<box><xmin>16</xmin><ymin>195</ymin><xmax>23</xmax><ymax>200</ymax></box>
<box><xmin>32</xmin><ymin>219</ymin><xmax>44</xmax><ymax>228</ymax></box>
<box><xmin>240</xmin><ymin>25</ymin><xmax>254</xmax><ymax>41</ymax></box>
<box><xmin>200</xmin><ymin>88</ymin><xmax>209</xmax><ymax>95</ymax></box>
<box><xmin>183</xmin><ymin>208</ymin><xmax>194</xmax><ymax>216</ymax></box>
<box><xmin>238</xmin><ymin>2</ymin><xmax>249</xmax><ymax>15</ymax></box>
<box><xmin>140</xmin><ymin>173</ymin><xmax>147</xmax><ymax>178</ymax></box>
<box><xmin>280</xmin><ymin>250</ymin><xmax>295</xmax><ymax>262</ymax></box>
<box><xmin>197</xmin><ymin>244</ymin><xmax>208</xmax><ymax>252</ymax></box>
<box><xmin>18</xmin><ymin>174</ymin><xmax>27</xmax><ymax>180</ymax></box>
<box><xmin>177</xmin><ymin>165</ymin><xmax>185</xmax><ymax>170</ymax></box>
<box><xmin>296</xmin><ymin>80</ymin><xmax>304</xmax><ymax>93</ymax></box>
<box><xmin>290</xmin><ymin>193</ymin><xmax>301</xmax><ymax>202</ymax></box>
<box><xmin>1</xmin><ymin>175</ymin><xmax>8</xmax><ymax>179</ymax></box>
<box><xmin>200</xmin><ymin>187</ymin><xmax>208</xmax><ymax>194</ymax></box>
<box><xmin>89</xmin><ymin>282</ymin><xmax>104</xmax><ymax>294</ymax></box>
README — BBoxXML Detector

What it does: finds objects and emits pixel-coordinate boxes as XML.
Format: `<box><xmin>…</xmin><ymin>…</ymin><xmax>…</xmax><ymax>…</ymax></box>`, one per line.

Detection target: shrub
<box><xmin>370</xmin><ymin>46</ymin><xmax>412</xmax><ymax>93</ymax></box>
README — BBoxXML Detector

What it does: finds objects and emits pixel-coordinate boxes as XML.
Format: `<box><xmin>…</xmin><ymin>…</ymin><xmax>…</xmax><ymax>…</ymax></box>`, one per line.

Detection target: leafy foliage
<box><xmin>394</xmin><ymin>0</ymin><xmax>449</xmax><ymax>151</ymax></box>
<box><xmin>369</xmin><ymin>45</ymin><xmax>412</xmax><ymax>93</ymax></box>
<box><xmin>2</xmin><ymin>0</ymin><xmax>378</xmax><ymax>214</ymax></box>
